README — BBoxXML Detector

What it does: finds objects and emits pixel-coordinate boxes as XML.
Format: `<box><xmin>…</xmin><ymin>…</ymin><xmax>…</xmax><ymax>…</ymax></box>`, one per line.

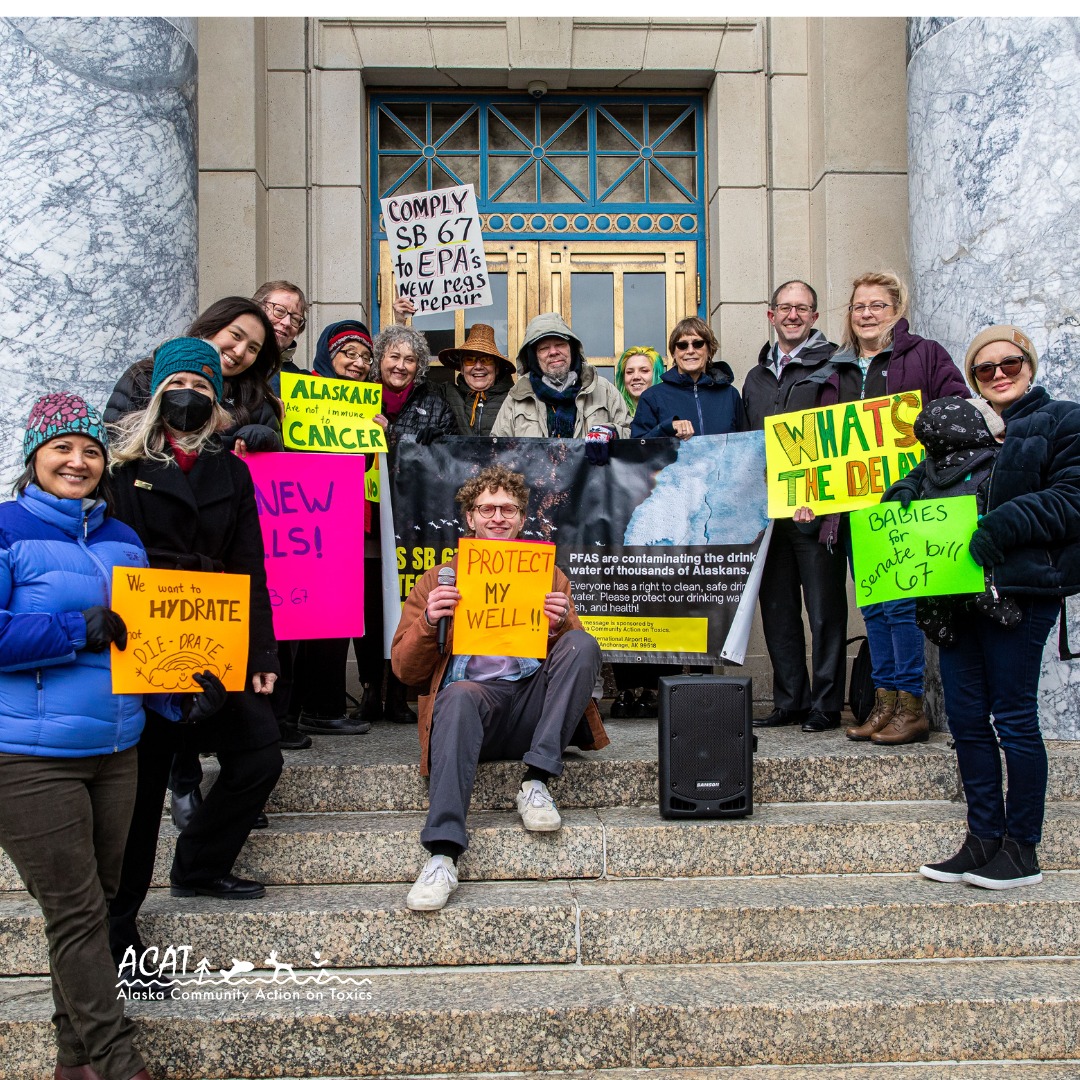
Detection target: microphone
<box><xmin>436</xmin><ymin>565</ymin><xmax>456</xmax><ymax>654</ymax></box>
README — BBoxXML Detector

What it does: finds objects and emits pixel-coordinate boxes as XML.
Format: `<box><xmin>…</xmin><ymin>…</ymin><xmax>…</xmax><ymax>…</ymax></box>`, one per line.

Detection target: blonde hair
<box><xmin>840</xmin><ymin>271</ymin><xmax>909</xmax><ymax>356</ymax></box>
<box><xmin>108</xmin><ymin>381</ymin><xmax>231</xmax><ymax>470</ymax></box>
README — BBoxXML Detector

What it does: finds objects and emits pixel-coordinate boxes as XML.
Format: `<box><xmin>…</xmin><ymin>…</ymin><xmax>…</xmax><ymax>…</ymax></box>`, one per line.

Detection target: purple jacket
<box><xmin>883</xmin><ymin>318</ymin><xmax>970</xmax><ymax>401</ymax></box>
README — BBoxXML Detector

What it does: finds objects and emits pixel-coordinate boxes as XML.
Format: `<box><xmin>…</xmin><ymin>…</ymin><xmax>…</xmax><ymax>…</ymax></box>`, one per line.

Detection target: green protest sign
<box><xmin>850</xmin><ymin>495</ymin><xmax>986</xmax><ymax>606</ymax></box>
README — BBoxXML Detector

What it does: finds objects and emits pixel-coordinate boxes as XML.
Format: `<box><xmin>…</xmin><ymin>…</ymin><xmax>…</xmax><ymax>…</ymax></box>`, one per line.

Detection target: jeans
<box><xmin>0</xmin><ymin>749</ymin><xmax>145</xmax><ymax>1080</ymax></box>
<box><xmin>861</xmin><ymin>598</ymin><xmax>925</xmax><ymax>694</ymax></box>
<box><xmin>937</xmin><ymin>596</ymin><xmax>1058</xmax><ymax>845</ymax></box>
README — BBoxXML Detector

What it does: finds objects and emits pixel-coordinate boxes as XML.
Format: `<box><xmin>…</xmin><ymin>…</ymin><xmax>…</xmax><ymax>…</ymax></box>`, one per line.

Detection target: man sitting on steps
<box><xmin>391</xmin><ymin>465</ymin><xmax>609</xmax><ymax>911</ymax></box>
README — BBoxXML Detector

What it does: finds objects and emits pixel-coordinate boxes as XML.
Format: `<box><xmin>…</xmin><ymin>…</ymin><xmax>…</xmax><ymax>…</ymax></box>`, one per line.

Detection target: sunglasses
<box><xmin>674</xmin><ymin>338</ymin><xmax>707</xmax><ymax>351</ymax></box>
<box><xmin>972</xmin><ymin>355</ymin><xmax>1027</xmax><ymax>384</ymax></box>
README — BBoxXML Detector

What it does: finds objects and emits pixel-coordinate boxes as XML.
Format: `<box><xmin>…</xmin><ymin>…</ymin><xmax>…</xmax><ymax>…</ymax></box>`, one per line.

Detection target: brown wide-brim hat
<box><xmin>439</xmin><ymin>324</ymin><xmax>513</xmax><ymax>375</ymax></box>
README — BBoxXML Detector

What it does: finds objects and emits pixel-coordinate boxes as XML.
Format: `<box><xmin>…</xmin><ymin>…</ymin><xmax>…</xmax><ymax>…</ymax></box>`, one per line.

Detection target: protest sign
<box><xmin>247</xmin><ymin>452</ymin><xmax>366</xmax><ymax>640</ymax></box>
<box><xmin>454</xmin><ymin>538</ymin><xmax>554</xmax><ymax>658</ymax></box>
<box><xmin>765</xmin><ymin>392</ymin><xmax>924</xmax><ymax>517</ymax></box>
<box><xmin>111</xmin><ymin>567</ymin><xmax>248</xmax><ymax>693</ymax></box>
<box><xmin>381</xmin><ymin>183</ymin><xmax>492</xmax><ymax>314</ymax></box>
<box><xmin>389</xmin><ymin>432</ymin><xmax>770</xmax><ymax>664</ymax></box>
<box><xmin>850</xmin><ymin>495</ymin><xmax>985</xmax><ymax>605</ymax></box>
<box><xmin>280</xmin><ymin>372</ymin><xmax>387</xmax><ymax>454</ymax></box>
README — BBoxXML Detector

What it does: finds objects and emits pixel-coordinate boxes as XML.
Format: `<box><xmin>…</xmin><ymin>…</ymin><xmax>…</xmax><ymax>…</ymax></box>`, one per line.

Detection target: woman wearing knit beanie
<box><xmin>0</xmin><ymin>392</ymin><xmax>155</xmax><ymax>1080</ymax></box>
<box><xmin>106</xmin><ymin>340</ymin><xmax>284</xmax><ymax>984</ymax></box>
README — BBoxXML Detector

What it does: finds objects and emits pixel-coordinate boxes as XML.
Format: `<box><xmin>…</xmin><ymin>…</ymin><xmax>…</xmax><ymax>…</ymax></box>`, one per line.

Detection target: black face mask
<box><xmin>161</xmin><ymin>389</ymin><xmax>214</xmax><ymax>433</ymax></box>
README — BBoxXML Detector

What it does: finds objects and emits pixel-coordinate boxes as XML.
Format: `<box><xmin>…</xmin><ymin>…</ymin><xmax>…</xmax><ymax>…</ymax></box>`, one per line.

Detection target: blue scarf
<box><xmin>529</xmin><ymin>373</ymin><xmax>578</xmax><ymax>438</ymax></box>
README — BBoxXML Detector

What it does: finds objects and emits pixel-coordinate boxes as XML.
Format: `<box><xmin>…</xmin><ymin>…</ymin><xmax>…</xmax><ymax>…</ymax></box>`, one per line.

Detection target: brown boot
<box><xmin>871</xmin><ymin>690</ymin><xmax>929</xmax><ymax>744</ymax></box>
<box><xmin>845</xmin><ymin>689</ymin><xmax>896</xmax><ymax>741</ymax></box>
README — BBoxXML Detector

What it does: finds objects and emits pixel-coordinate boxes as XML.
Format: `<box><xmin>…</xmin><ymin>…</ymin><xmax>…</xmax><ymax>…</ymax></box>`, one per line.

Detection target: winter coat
<box><xmin>897</xmin><ymin>387</ymin><xmax>1080</xmax><ymax>597</ymax></box>
<box><xmin>382</xmin><ymin>383</ymin><xmax>459</xmax><ymax>448</ymax></box>
<box><xmin>631</xmin><ymin>363</ymin><xmax>746</xmax><ymax>439</ymax></box>
<box><xmin>491</xmin><ymin>311</ymin><xmax>632</xmax><ymax>437</ymax></box>
<box><xmin>109</xmin><ymin>442</ymin><xmax>280</xmax><ymax>677</ymax></box>
<box><xmin>0</xmin><ymin>485</ymin><xmax>148</xmax><ymax>757</ymax></box>
<box><xmin>390</xmin><ymin>556</ymin><xmax>609</xmax><ymax>776</ymax></box>
<box><xmin>742</xmin><ymin>332</ymin><xmax>859</xmax><ymax>430</ymax></box>
<box><xmin>445</xmin><ymin>370</ymin><xmax>515</xmax><ymax>436</ymax></box>
<box><xmin>104</xmin><ymin>357</ymin><xmax>283</xmax><ymax>451</ymax></box>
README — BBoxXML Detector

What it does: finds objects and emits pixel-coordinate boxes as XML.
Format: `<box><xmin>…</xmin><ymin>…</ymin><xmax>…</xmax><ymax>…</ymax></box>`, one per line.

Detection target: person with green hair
<box><xmin>611</xmin><ymin>345</ymin><xmax>671</xmax><ymax>718</ymax></box>
<box><xmin>614</xmin><ymin>345</ymin><xmax>665</xmax><ymax>417</ymax></box>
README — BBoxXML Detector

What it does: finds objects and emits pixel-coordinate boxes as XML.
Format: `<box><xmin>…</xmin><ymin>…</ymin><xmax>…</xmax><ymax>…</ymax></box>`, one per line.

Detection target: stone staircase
<box><xmin>1</xmin><ymin>719</ymin><xmax>1079</xmax><ymax>1078</ymax></box>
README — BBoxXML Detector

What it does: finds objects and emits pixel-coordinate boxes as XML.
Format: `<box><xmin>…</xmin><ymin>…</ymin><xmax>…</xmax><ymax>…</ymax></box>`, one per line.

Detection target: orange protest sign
<box><xmin>453</xmin><ymin>538</ymin><xmax>555</xmax><ymax>659</ymax></box>
<box><xmin>110</xmin><ymin>567</ymin><xmax>249</xmax><ymax>693</ymax></box>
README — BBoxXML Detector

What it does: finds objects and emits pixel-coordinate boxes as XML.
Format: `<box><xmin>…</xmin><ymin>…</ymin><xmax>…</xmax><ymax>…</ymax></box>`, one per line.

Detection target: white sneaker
<box><xmin>516</xmin><ymin>780</ymin><xmax>562</xmax><ymax>832</ymax></box>
<box><xmin>406</xmin><ymin>855</ymin><xmax>458</xmax><ymax>911</ymax></box>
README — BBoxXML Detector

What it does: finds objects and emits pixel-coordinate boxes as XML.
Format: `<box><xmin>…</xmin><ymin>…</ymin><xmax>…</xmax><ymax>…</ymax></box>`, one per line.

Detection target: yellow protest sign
<box><xmin>110</xmin><ymin>567</ymin><xmax>249</xmax><ymax>693</ymax></box>
<box><xmin>765</xmin><ymin>392</ymin><xmax>924</xmax><ymax>517</ymax></box>
<box><xmin>365</xmin><ymin>457</ymin><xmax>381</xmax><ymax>504</ymax></box>
<box><xmin>453</xmin><ymin>538</ymin><xmax>555</xmax><ymax>659</ymax></box>
<box><xmin>280</xmin><ymin>372</ymin><xmax>387</xmax><ymax>454</ymax></box>
<box><xmin>578</xmin><ymin>616</ymin><xmax>708</xmax><ymax>654</ymax></box>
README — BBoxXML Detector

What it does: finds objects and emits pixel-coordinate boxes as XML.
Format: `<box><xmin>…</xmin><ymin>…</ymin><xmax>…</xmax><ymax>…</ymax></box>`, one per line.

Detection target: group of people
<box><xmin>1</xmin><ymin>269</ymin><xmax>1077</xmax><ymax>1079</ymax></box>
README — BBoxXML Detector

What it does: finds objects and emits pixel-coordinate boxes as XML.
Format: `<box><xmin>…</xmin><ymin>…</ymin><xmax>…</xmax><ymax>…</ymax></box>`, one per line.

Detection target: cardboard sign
<box><xmin>381</xmin><ymin>183</ymin><xmax>492</xmax><ymax>314</ymax></box>
<box><xmin>111</xmin><ymin>567</ymin><xmax>249</xmax><ymax>693</ymax></box>
<box><xmin>246</xmin><ymin>452</ymin><xmax>366</xmax><ymax>640</ymax></box>
<box><xmin>280</xmin><ymin>372</ymin><xmax>387</xmax><ymax>454</ymax></box>
<box><xmin>453</xmin><ymin>538</ymin><xmax>555</xmax><ymax>659</ymax></box>
<box><xmin>765</xmin><ymin>392</ymin><xmax>924</xmax><ymax>517</ymax></box>
<box><xmin>850</xmin><ymin>495</ymin><xmax>986</xmax><ymax>605</ymax></box>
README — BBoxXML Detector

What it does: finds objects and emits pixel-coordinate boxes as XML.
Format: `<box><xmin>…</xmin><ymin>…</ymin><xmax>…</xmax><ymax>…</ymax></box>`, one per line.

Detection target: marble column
<box><xmin>0</xmin><ymin>17</ymin><xmax>198</xmax><ymax>479</ymax></box>
<box><xmin>908</xmin><ymin>17</ymin><xmax>1080</xmax><ymax>739</ymax></box>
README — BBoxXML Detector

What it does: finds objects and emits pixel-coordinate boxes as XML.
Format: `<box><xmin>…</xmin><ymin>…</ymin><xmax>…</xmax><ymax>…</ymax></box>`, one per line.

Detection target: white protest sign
<box><xmin>381</xmin><ymin>183</ymin><xmax>492</xmax><ymax>315</ymax></box>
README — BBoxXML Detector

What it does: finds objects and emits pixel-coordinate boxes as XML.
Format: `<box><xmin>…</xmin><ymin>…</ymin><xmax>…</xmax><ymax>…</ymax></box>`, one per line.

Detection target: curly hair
<box><xmin>373</xmin><ymin>325</ymin><xmax>431</xmax><ymax>385</ymax></box>
<box><xmin>455</xmin><ymin>465</ymin><xmax>529</xmax><ymax>523</ymax></box>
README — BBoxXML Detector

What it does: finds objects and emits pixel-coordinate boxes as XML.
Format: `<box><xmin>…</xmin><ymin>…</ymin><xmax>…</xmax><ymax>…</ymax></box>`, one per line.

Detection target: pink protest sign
<box><xmin>245</xmin><ymin>452</ymin><xmax>365</xmax><ymax>640</ymax></box>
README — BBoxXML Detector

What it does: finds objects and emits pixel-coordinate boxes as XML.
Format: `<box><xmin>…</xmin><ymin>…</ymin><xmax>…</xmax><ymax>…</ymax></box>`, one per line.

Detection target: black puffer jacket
<box><xmin>383</xmin><ymin>383</ymin><xmax>458</xmax><ymax>449</ymax></box>
<box><xmin>104</xmin><ymin>357</ymin><xmax>283</xmax><ymax>451</ymax></box>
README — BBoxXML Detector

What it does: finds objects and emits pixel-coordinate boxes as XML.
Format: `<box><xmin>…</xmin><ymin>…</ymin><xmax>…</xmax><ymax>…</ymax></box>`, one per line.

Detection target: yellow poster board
<box><xmin>110</xmin><ymin>567</ymin><xmax>249</xmax><ymax>693</ymax></box>
<box><xmin>453</xmin><ymin>538</ymin><xmax>555</xmax><ymax>659</ymax></box>
<box><xmin>578</xmin><ymin>616</ymin><xmax>708</xmax><ymax>653</ymax></box>
<box><xmin>765</xmin><ymin>391</ymin><xmax>924</xmax><ymax>517</ymax></box>
<box><xmin>280</xmin><ymin>372</ymin><xmax>387</xmax><ymax>454</ymax></box>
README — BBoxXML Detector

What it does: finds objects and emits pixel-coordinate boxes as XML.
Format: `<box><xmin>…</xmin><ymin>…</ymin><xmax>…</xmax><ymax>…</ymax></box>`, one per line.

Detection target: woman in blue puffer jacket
<box><xmin>0</xmin><ymin>393</ymin><xmax>155</xmax><ymax>1080</ymax></box>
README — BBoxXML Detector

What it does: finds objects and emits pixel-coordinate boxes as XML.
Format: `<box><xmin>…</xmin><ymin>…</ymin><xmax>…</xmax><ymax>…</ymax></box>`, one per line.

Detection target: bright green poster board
<box><xmin>850</xmin><ymin>495</ymin><xmax>986</xmax><ymax>606</ymax></box>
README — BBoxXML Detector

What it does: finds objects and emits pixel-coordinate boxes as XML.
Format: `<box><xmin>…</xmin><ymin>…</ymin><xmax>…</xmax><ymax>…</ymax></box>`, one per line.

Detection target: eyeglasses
<box><xmin>972</xmin><ymin>355</ymin><xmax>1027</xmax><ymax>384</ymax></box>
<box><xmin>262</xmin><ymin>301</ymin><xmax>306</xmax><ymax>331</ymax></box>
<box><xmin>773</xmin><ymin>304</ymin><xmax>814</xmax><ymax>316</ymax></box>
<box><xmin>337</xmin><ymin>347</ymin><xmax>370</xmax><ymax>363</ymax></box>
<box><xmin>849</xmin><ymin>302</ymin><xmax>893</xmax><ymax>316</ymax></box>
<box><xmin>473</xmin><ymin>502</ymin><xmax>523</xmax><ymax>519</ymax></box>
<box><xmin>461</xmin><ymin>355</ymin><xmax>495</xmax><ymax>366</ymax></box>
<box><xmin>674</xmin><ymin>338</ymin><xmax>707</xmax><ymax>351</ymax></box>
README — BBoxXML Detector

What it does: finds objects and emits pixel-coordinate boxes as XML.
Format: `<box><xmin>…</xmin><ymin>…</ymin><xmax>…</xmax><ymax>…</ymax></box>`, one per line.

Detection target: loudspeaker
<box><xmin>658</xmin><ymin>675</ymin><xmax>753</xmax><ymax>819</ymax></box>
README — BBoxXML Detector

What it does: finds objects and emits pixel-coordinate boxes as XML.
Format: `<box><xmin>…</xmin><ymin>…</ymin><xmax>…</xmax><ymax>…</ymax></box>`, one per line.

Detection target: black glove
<box><xmin>881</xmin><ymin>477</ymin><xmax>919</xmax><ymax>509</ymax></box>
<box><xmin>415</xmin><ymin>427</ymin><xmax>441</xmax><ymax>447</ymax></box>
<box><xmin>225</xmin><ymin>424</ymin><xmax>283</xmax><ymax>453</ymax></box>
<box><xmin>81</xmin><ymin>607</ymin><xmax>128</xmax><ymax>652</ymax></box>
<box><xmin>968</xmin><ymin>526</ymin><xmax>1005</xmax><ymax>568</ymax></box>
<box><xmin>181</xmin><ymin>670</ymin><xmax>229</xmax><ymax>724</ymax></box>
<box><xmin>585</xmin><ymin>424</ymin><xmax>616</xmax><ymax>466</ymax></box>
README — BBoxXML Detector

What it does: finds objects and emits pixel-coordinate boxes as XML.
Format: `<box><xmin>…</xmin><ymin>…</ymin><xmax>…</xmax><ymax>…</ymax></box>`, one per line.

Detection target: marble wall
<box><xmin>908</xmin><ymin>16</ymin><xmax>1080</xmax><ymax>738</ymax></box>
<box><xmin>0</xmin><ymin>17</ymin><xmax>198</xmax><ymax>481</ymax></box>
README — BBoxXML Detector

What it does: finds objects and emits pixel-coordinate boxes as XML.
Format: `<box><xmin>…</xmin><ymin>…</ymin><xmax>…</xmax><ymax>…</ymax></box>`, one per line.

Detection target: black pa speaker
<box><xmin>658</xmin><ymin>675</ymin><xmax>753</xmax><ymax>819</ymax></box>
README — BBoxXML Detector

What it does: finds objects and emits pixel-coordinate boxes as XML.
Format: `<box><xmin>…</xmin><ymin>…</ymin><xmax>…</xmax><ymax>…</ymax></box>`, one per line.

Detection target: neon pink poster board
<box><xmin>245</xmin><ymin>452</ymin><xmax>365</xmax><ymax>640</ymax></box>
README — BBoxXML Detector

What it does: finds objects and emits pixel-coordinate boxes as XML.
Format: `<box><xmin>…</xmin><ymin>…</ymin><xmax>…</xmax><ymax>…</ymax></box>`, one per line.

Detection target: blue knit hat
<box><xmin>24</xmin><ymin>392</ymin><xmax>108</xmax><ymax>463</ymax></box>
<box><xmin>151</xmin><ymin>338</ymin><xmax>224</xmax><ymax>400</ymax></box>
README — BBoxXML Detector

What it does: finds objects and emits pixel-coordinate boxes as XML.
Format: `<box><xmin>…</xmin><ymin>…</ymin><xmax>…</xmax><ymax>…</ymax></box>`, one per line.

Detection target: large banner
<box><xmin>765</xmin><ymin>392</ymin><xmax>924</xmax><ymax>517</ymax></box>
<box><xmin>389</xmin><ymin>433</ymin><xmax>770</xmax><ymax>664</ymax></box>
<box><xmin>247</xmin><ymin>452</ymin><xmax>367</xmax><ymax>640</ymax></box>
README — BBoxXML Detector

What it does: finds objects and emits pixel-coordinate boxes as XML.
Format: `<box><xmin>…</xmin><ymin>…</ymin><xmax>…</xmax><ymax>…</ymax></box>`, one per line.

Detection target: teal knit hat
<box><xmin>151</xmin><ymin>338</ymin><xmax>224</xmax><ymax>400</ymax></box>
<box><xmin>24</xmin><ymin>392</ymin><xmax>108</xmax><ymax>463</ymax></box>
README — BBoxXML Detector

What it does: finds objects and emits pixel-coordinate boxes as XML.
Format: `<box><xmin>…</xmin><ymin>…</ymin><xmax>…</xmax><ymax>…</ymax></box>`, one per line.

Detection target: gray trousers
<box><xmin>0</xmin><ymin>748</ymin><xmax>145</xmax><ymax>1080</ymax></box>
<box><xmin>759</xmin><ymin>518</ymin><xmax>849</xmax><ymax>713</ymax></box>
<box><xmin>422</xmin><ymin>629</ymin><xmax>602</xmax><ymax>852</ymax></box>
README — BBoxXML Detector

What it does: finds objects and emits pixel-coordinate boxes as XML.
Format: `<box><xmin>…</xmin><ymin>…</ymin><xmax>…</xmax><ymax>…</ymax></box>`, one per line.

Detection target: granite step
<box><xmin>3</xmin><ymin>871</ymin><xmax>1079</xmax><ymax>976</ymax></box>
<box><xmin>262</xmin><ymin>1068</ymin><xmax>1080</xmax><ymax>1080</ymax></box>
<box><xmin>3</xmin><ymin>957</ymin><xmax>1080</xmax><ymax>1077</ymax></box>
<box><xmin>6</xmin><ymin>800</ymin><xmax>1079</xmax><ymax>892</ymax></box>
<box><xmin>262</xmin><ymin>722</ymin><xmax>977</xmax><ymax>813</ymax></box>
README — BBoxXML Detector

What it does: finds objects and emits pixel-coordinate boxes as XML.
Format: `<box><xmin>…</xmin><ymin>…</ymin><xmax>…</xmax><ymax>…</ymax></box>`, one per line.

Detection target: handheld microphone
<box><xmin>436</xmin><ymin>565</ymin><xmax>456</xmax><ymax>654</ymax></box>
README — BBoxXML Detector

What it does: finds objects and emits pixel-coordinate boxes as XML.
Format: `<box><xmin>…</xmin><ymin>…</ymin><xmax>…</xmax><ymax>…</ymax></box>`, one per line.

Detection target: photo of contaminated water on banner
<box><xmin>389</xmin><ymin>432</ymin><xmax>770</xmax><ymax>665</ymax></box>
